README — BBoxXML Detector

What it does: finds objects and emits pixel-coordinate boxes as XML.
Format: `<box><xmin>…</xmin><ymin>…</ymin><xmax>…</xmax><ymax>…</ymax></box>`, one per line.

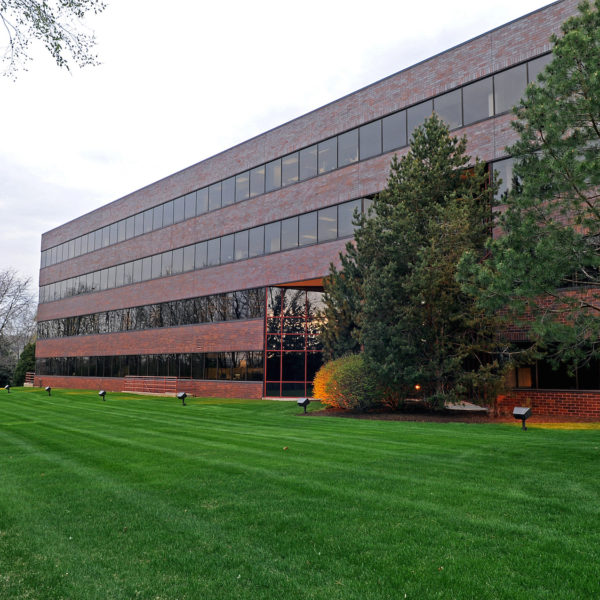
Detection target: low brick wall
<box><xmin>34</xmin><ymin>375</ymin><xmax>263</xmax><ymax>399</ymax></box>
<box><xmin>497</xmin><ymin>389</ymin><xmax>600</xmax><ymax>418</ymax></box>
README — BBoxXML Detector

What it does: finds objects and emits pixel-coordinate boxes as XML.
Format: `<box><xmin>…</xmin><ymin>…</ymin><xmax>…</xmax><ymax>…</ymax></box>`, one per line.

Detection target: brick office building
<box><xmin>36</xmin><ymin>0</ymin><xmax>598</xmax><ymax>415</ymax></box>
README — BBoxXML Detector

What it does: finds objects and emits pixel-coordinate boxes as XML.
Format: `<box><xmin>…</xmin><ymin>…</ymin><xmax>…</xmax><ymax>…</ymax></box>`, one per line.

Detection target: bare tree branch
<box><xmin>0</xmin><ymin>0</ymin><xmax>106</xmax><ymax>77</ymax></box>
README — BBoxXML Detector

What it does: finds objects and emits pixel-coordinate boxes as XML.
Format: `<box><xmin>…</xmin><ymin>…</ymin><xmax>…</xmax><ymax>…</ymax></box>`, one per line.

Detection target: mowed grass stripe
<box><xmin>0</xmin><ymin>389</ymin><xmax>599</xmax><ymax>599</ymax></box>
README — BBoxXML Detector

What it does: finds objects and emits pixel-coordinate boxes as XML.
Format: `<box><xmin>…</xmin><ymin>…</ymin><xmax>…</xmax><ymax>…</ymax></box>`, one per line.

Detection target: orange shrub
<box><xmin>313</xmin><ymin>354</ymin><xmax>379</xmax><ymax>411</ymax></box>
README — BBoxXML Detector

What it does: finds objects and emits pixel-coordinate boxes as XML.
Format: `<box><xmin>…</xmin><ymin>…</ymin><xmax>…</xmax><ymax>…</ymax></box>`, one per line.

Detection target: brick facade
<box><xmin>33</xmin><ymin>375</ymin><xmax>263</xmax><ymax>399</ymax></box>
<box><xmin>497</xmin><ymin>390</ymin><xmax>600</xmax><ymax>419</ymax></box>
<box><xmin>37</xmin><ymin>0</ymin><xmax>594</xmax><ymax>411</ymax></box>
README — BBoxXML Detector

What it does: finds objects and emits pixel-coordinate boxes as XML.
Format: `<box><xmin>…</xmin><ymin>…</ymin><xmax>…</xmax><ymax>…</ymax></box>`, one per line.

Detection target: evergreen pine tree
<box><xmin>13</xmin><ymin>342</ymin><xmax>35</xmax><ymax>386</ymax></box>
<box><xmin>323</xmin><ymin>115</ymin><xmax>506</xmax><ymax>406</ymax></box>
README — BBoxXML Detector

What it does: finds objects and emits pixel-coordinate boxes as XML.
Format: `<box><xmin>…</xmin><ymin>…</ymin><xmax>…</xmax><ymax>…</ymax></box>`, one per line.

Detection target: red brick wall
<box><xmin>40</xmin><ymin>0</ymin><xmax>579</xmax><ymax>252</ymax></box>
<box><xmin>497</xmin><ymin>389</ymin><xmax>600</xmax><ymax>418</ymax></box>
<box><xmin>36</xmin><ymin>319</ymin><xmax>264</xmax><ymax>358</ymax></box>
<box><xmin>38</xmin><ymin>240</ymin><xmax>346</xmax><ymax>321</ymax></box>
<box><xmin>33</xmin><ymin>375</ymin><xmax>264</xmax><ymax>399</ymax></box>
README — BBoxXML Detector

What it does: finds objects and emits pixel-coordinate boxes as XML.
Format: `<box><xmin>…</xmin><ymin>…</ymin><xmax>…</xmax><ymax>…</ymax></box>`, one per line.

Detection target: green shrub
<box><xmin>313</xmin><ymin>354</ymin><xmax>380</xmax><ymax>411</ymax></box>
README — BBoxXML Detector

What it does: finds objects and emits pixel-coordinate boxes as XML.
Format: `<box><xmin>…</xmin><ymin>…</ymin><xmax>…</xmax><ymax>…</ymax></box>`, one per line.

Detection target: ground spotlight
<box><xmin>513</xmin><ymin>406</ymin><xmax>531</xmax><ymax>430</ymax></box>
<box><xmin>99</xmin><ymin>390</ymin><xmax>106</xmax><ymax>401</ymax></box>
<box><xmin>45</xmin><ymin>386</ymin><xmax>52</xmax><ymax>396</ymax></box>
<box><xmin>297</xmin><ymin>398</ymin><xmax>310</xmax><ymax>414</ymax></box>
<box><xmin>177</xmin><ymin>392</ymin><xmax>187</xmax><ymax>406</ymax></box>
<box><xmin>4</xmin><ymin>384</ymin><xmax>10</xmax><ymax>393</ymax></box>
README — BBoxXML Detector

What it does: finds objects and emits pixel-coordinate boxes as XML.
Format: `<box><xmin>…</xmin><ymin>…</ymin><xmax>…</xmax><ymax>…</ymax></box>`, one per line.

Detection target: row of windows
<box><xmin>37</xmin><ymin>288</ymin><xmax>265</xmax><ymax>339</ymax></box>
<box><xmin>39</xmin><ymin>198</ymin><xmax>368</xmax><ymax>304</ymax></box>
<box><xmin>509</xmin><ymin>360</ymin><xmax>600</xmax><ymax>390</ymax></box>
<box><xmin>40</xmin><ymin>53</ymin><xmax>552</xmax><ymax>269</ymax></box>
<box><xmin>35</xmin><ymin>352</ymin><xmax>264</xmax><ymax>381</ymax></box>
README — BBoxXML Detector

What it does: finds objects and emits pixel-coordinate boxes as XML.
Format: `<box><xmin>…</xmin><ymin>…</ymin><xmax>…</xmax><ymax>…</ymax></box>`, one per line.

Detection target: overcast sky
<box><xmin>0</xmin><ymin>0</ymin><xmax>553</xmax><ymax>291</ymax></box>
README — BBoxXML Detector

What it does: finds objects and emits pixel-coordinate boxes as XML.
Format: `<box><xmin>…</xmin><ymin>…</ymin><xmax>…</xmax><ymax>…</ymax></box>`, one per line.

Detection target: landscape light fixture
<box><xmin>177</xmin><ymin>392</ymin><xmax>187</xmax><ymax>406</ymax></box>
<box><xmin>513</xmin><ymin>406</ymin><xmax>532</xmax><ymax>431</ymax></box>
<box><xmin>4</xmin><ymin>384</ymin><xmax>10</xmax><ymax>393</ymax></box>
<box><xmin>98</xmin><ymin>390</ymin><xmax>106</xmax><ymax>401</ymax></box>
<box><xmin>45</xmin><ymin>386</ymin><xmax>51</xmax><ymax>396</ymax></box>
<box><xmin>297</xmin><ymin>398</ymin><xmax>310</xmax><ymax>414</ymax></box>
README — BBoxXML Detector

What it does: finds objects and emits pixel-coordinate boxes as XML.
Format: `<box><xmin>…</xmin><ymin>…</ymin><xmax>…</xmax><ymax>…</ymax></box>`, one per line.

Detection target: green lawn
<box><xmin>0</xmin><ymin>389</ymin><xmax>598</xmax><ymax>599</ymax></box>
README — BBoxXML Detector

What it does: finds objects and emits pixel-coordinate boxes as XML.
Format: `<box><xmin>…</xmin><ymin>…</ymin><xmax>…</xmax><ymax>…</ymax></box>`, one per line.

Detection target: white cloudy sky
<box><xmin>0</xmin><ymin>0</ymin><xmax>553</xmax><ymax>290</ymax></box>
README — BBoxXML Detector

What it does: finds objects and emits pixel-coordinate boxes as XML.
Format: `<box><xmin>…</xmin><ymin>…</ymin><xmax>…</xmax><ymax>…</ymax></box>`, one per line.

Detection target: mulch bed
<box><xmin>305</xmin><ymin>406</ymin><xmax>599</xmax><ymax>424</ymax></box>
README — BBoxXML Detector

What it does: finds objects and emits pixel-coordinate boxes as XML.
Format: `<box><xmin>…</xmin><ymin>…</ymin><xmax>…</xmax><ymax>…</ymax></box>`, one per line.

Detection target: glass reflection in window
<box><xmin>463</xmin><ymin>78</ymin><xmax>493</xmax><ymax>125</ymax></box>
<box><xmin>318</xmin><ymin>138</ymin><xmax>337</xmax><ymax>174</ymax></box>
<box><xmin>338</xmin><ymin>130</ymin><xmax>358</xmax><ymax>167</ymax></box>
<box><xmin>359</xmin><ymin>121</ymin><xmax>382</xmax><ymax>160</ymax></box>
<box><xmin>433</xmin><ymin>89</ymin><xmax>462</xmax><ymax>130</ymax></box>
<box><xmin>494</xmin><ymin>64</ymin><xmax>527</xmax><ymax>114</ymax></box>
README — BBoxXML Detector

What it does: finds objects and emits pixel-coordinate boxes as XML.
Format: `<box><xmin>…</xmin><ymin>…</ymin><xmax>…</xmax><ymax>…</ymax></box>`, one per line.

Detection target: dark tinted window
<box><xmin>265</xmin><ymin>158</ymin><xmax>281</xmax><ymax>192</ymax></box>
<box><xmin>209</xmin><ymin>183</ymin><xmax>221</xmax><ymax>211</ymax></box>
<box><xmin>299</xmin><ymin>145</ymin><xmax>318</xmax><ymax>180</ymax></box>
<box><xmin>299</xmin><ymin>212</ymin><xmax>317</xmax><ymax>246</ymax></box>
<box><xmin>281</xmin><ymin>217</ymin><xmax>298</xmax><ymax>250</ymax></box>
<box><xmin>207</xmin><ymin>239</ymin><xmax>220</xmax><ymax>266</ymax></box>
<box><xmin>338</xmin><ymin>199</ymin><xmax>361</xmax><ymax>237</ymax></box>
<box><xmin>124</xmin><ymin>262</ymin><xmax>133</xmax><ymax>285</ymax></box>
<box><xmin>463</xmin><ymin>78</ymin><xmax>493</xmax><ymax>125</ymax></box>
<box><xmin>109</xmin><ymin>223</ymin><xmax>118</xmax><ymax>245</ymax></box>
<box><xmin>265</xmin><ymin>222</ymin><xmax>281</xmax><ymax>253</ymax></box>
<box><xmin>153</xmin><ymin>205</ymin><xmax>163</xmax><ymax>229</ymax></box>
<box><xmin>118</xmin><ymin>219</ymin><xmax>127</xmax><ymax>242</ymax></box>
<box><xmin>382</xmin><ymin>111</ymin><xmax>406</xmax><ymax>152</ymax></box>
<box><xmin>222</xmin><ymin>177</ymin><xmax>235</xmax><ymax>206</ymax></box>
<box><xmin>528</xmin><ymin>54</ymin><xmax>552</xmax><ymax>83</ymax></box>
<box><xmin>434</xmin><ymin>89</ymin><xmax>462</xmax><ymax>129</ymax></box>
<box><xmin>338</xmin><ymin>129</ymin><xmax>358</xmax><ymax>167</ymax></box>
<box><xmin>221</xmin><ymin>234</ymin><xmax>234</xmax><ymax>263</ymax></box>
<box><xmin>183</xmin><ymin>245</ymin><xmax>195</xmax><ymax>272</ymax></box>
<box><xmin>195</xmin><ymin>241</ymin><xmax>207</xmax><ymax>268</ymax></box>
<box><xmin>107</xmin><ymin>267</ymin><xmax>116</xmax><ymax>289</ymax></box>
<box><xmin>494</xmin><ymin>64</ymin><xmax>527</xmax><ymax>114</ymax></box>
<box><xmin>359</xmin><ymin>121</ymin><xmax>382</xmax><ymax>160</ymax></box>
<box><xmin>282</xmin><ymin>153</ymin><xmax>299</xmax><ymax>186</ymax></box>
<box><xmin>196</xmin><ymin>188</ymin><xmax>208</xmax><ymax>214</ymax></box>
<box><xmin>142</xmin><ymin>257</ymin><xmax>152</xmax><ymax>281</ymax></box>
<box><xmin>250</xmin><ymin>166</ymin><xmax>265</xmax><ymax>197</ymax></box>
<box><xmin>184</xmin><ymin>192</ymin><xmax>196</xmax><ymax>219</ymax></box>
<box><xmin>133</xmin><ymin>259</ymin><xmax>142</xmax><ymax>283</ymax></box>
<box><xmin>235</xmin><ymin>172</ymin><xmax>249</xmax><ymax>202</ymax></box>
<box><xmin>163</xmin><ymin>201</ymin><xmax>174</xmax><ymax>226</ymax></box>
<box><xmin>234</xmin><ymin>230</ymin><xmax>249</xmax><ymax>260</ymax></box>
<box><xmin>173</xmin><ymin>196</ymin><xmax>185</xmax><ymax>223</ymax></box>
<box><xmin>318</xmin><ymin>138</ymin><xmax>337</xmax><ymax>173</ymax></box>
<box><xmin>407</xmin><ymin>99</ymin><xmax>433</xmax><ymax>138</ymax></box>
<box><xmin>116</xmin><ymin>264</ymin><xmax>125</xmax><ymax>287</ymax></box>
<box><xmin>172</xmin><ymin>248</ymin><xmax>184</xmax><ymax>274</ymax></box>
<box><xmin>249</xmin><ymin>226</ymin><xmax>264</xmax><ymax>257</ymax></box>
<box><xmin>143</xmin><ymin>209</ymin><xmax>153</xmax><ymax>234</ymax></box>
<box><xmin>318</xmin><ymin>206</ymin><xmax>337</xmax><ymax>241</ymax></box>
<box><xmin>150</xmin><ymin>254</ymin><xmax>162</xmax><ymax>279</ymax></box>
<box><xmin>125</xmin><ymin>216</ymin><xmax>135</xmax><ymax>239</ymax></box>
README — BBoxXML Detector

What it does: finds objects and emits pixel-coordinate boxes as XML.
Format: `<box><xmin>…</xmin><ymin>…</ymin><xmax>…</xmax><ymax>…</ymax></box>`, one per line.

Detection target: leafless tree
<box><xmin>0</xmin><ymin>269</ymin><xmax>35</xmax><ymax>381</ymax></box>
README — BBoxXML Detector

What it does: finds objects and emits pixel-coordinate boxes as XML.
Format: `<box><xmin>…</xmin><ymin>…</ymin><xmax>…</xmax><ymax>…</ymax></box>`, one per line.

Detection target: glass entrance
<box><xmin>264</xmin><ymin>287</ymin><xmax>324</xmax><ymax>397</ymax></box>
